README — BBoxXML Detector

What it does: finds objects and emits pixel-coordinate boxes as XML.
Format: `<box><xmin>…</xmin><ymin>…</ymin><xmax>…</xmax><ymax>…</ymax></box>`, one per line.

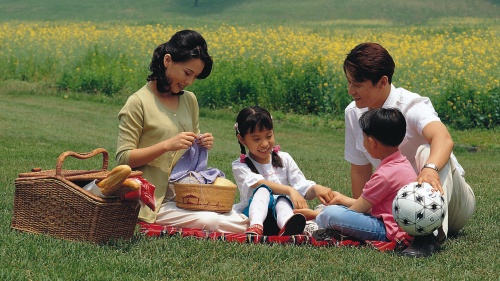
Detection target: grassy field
<box><xmin>1</xmin><ymin>0</ymin><xmax>500</xmax><ymax>25</ymax></box>
<box><xmin>1</xmin><ymin>89</ymin><xmax>499</xmax><ymax>280</ymax></box>
<box><xmin>1</xmin><ymin>0</ymin><xmax>499</xmax><ymax>279</ymax></box>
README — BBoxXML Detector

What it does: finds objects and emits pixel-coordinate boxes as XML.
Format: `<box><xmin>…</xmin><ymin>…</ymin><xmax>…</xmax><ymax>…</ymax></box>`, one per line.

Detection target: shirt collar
<box><xmin>382</xmin><ymin>84</ymin><xmax>398</xmax><ymax>108</ymax></box>
<box><xmin>378</xmin><ymin>150</ymin><xmax>404</xmax><ymax>168</ymax></box>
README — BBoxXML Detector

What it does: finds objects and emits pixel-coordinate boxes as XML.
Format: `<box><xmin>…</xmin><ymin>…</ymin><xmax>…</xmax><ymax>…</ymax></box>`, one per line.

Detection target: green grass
<box><xmin>1</xmin><ymin>0</ymin><xmax>499</xmax><ymax>279</ymax></box>
<box><xmin>1</xmin><ymin>88</ymin><xmax>499</xmax><ymax>280</ymax></box>
<box><xmin>1</xmin><ymin>0</ymin><xmax>499</xmax><ymax>26</ymax></box>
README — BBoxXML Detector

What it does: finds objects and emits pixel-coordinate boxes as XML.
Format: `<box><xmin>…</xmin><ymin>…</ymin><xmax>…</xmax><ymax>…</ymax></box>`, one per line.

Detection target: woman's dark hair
<box><xmin>147</xmin><ymin>29</ymin><xmax>213</xmax><ymax>94</ymax></box>
<box><xmin>235</xmin><ymin>106</ymin><xmax>283</xmax><ymax>174</ymax></box>
<box><xmin>359</xmin><ymin>107</ymin><xmax>406</xmax><ymax>147</ymax></box>
<box><xmin>343</xmin><ymin>42</ymin><xmax>395</xmax><ymax>85</ymax></box>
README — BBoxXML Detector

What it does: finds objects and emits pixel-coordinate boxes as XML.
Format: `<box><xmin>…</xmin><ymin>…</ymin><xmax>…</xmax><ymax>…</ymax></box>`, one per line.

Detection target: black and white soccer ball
<box><xmin>392</xmin><ymin>182</ymin><xmax>446</xmax><ymax>236</ymax></box>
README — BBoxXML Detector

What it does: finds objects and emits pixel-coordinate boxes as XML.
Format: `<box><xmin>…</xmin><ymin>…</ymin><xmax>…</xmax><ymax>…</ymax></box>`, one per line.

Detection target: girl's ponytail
<box><xmin>271</xmin><ymin>145</ymin><xmax>283</xmax><ymax>168</ymax></box>
<box><xmin>239</xmin><ymin>142</ymin><xmax>259</xmax><ymax>174</ymax></box>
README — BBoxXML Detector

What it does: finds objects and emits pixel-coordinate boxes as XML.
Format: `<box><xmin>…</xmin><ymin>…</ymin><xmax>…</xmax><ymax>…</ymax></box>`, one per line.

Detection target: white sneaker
<box><xmin>303</xmin><ymin>220</ymin><xmax>319</xmax><ymax>237</ymax></box>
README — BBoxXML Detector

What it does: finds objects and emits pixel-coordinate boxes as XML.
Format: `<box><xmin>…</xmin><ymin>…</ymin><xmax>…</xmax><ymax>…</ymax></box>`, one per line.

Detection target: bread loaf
<box><xmin>213</xmin><ymin>177</ymin><xmax>237</xmax><ymax>188</ymax></box>
<box><xmin>97</xmin><ymin>165</ymin><xmax>132</xmax><ymax>196</ymax></box>
<box><xmin>113</xmin><ymin>178</ymin><xmax>141</xmax><ymax>197</ymax></box>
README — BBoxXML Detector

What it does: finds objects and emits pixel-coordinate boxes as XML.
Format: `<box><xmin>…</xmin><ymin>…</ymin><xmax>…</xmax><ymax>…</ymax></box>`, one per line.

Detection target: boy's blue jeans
<box><xmin>316</xmin><ymin>205</ymin><xmax>388</xmax><ymax>241</ymax></box>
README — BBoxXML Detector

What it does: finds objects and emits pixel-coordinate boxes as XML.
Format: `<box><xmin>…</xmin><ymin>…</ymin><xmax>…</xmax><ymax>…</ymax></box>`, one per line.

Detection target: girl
<box><xmin>232</xmin><ymin>106</ymin><xmax>335</xmax><ymax>236</ymax></box>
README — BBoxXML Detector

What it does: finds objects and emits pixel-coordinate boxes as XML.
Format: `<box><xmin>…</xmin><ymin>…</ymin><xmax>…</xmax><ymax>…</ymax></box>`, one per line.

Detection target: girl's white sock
<box><xmin>248</xmin><ymin>187</ymin><xmax>270</xmax><ymax>226</ymax></box>
<box><xmin>275</xmin><ymin>197</ymin><xmax>294</xmax><ymax>229</ymax></box>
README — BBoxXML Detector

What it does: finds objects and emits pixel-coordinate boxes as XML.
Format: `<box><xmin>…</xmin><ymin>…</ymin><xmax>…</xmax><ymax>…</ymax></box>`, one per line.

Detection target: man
<box><xmin>342</xmin><ymin>42</ymin><xmax>476</xmax><ymax>257</ymax></box>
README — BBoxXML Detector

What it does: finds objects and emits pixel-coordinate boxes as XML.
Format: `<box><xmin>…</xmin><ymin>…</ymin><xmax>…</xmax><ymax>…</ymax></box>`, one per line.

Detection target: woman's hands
<box><xmin>164</xmin><ymin>132</ymin><xmax>198</xmax><ymax>151</ymax></box>
<box><xmin>197</xmin><ymin>132</ymin><xmax>214</xmax><ymax>150</ymax></box>
<box><xmin>163</xmin><ymin>132</ymin><xmax>214</xmax><ymax>151</ymax></box>
<box><xmin>127</xmin><ymin>132</ymin><xmax>214</xmax><ymax>168</ymax></box>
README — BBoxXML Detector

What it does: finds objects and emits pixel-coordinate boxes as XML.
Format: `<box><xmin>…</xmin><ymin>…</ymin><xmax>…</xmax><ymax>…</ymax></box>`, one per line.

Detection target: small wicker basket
<box><xmin>11</xmin><ymin>148</ymin><xmax>142</xmax><ymax>244</ymax></box>
<box><xmin>174</xmin><ymin>178</ymin><xmax>237</xmax><ymax>213</ymax></box>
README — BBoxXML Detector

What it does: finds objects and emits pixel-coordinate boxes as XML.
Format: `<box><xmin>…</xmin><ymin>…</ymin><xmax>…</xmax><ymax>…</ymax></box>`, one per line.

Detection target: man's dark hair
<box><xmin>344</xmin><ymin>42</ymin><xmax>395</xmax><ymax>85</ymax></box>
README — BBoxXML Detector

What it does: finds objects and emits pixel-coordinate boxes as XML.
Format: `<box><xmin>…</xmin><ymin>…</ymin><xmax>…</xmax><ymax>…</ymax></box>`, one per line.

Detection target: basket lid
<box><xmin>16</xmin><ymin>148</ymin><xmax>142</xmax><ymax>181</ymax></box>
<box><xmin>18</xmin><ymin>169</ymin><xmax>105</xmax><ymax>180</ymax></box>
<box><xmin>17</xmin><ymin>169</ymin><xmax>143</xmax><ymax>181</ymax></box>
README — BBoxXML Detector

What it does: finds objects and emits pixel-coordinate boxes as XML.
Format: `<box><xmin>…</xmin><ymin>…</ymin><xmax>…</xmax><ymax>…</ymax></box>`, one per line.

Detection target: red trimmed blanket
<box><xmin>138</xmin><ymin>222</ymin><xmax>404</xmax><ymax>252</ymax></box>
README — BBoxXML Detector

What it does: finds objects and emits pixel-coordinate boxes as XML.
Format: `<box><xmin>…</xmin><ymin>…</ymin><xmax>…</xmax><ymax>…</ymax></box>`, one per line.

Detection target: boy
<box><xmin>296</xmin><ymin>108</ymin><xmax>415</xmax><ymax>245</ymax></box>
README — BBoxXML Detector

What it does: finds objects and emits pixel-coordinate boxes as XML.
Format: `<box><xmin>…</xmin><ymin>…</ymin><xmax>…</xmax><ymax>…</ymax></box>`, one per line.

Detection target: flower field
<box><xmin>1</xmin><ymin>22</ymin><xmax>498</xmax><ymax>128</ymax></box>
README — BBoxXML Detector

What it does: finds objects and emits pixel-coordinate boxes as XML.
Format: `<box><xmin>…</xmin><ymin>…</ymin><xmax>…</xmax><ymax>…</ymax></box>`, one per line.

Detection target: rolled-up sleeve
<box><xmin>344</xmin><ymin>105</ymin><xmax>370</xmax><ymax>166</ymax></box>
<box><xmin>282</xmin><ymin>153</ymin><xmax>315</xmax><ymax>197</ymax></box>
<box><xmin>116</xmin><ymin>95</ymin><xmax>143</xmax><ymax>166</ymax></box>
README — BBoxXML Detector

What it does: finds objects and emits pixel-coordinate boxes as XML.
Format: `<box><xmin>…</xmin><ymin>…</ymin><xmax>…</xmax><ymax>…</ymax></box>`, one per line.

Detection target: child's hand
<box><xmin>313</xmin><ymin>185</ymin><xmax>335</xmax><ymax>205</ymax></box>
<box><xmin>289</xmin><ymin>190</ymin><xmax>308</xmax><ymax>209</ymax></box>
<box><xmin>326</xmin><ymin>191</ymin><xmax>350</xmax><ymax>206</ymax></box>
<box><xmin>197</xmin><ymin>133</ymin><xmax>214</xmax><ymax>150</ymax></box>
<box><xmin>293</xmin><ymin>208</ymin><xmax>319</xmax><ymax>220</ymax></box>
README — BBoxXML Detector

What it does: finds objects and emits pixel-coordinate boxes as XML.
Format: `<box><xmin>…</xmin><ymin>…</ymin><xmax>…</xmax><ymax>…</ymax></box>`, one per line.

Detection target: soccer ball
<box><xmin>392</xmin><ymin>182</ymin><xmax>446</xmax><ymax>236</ymax></box>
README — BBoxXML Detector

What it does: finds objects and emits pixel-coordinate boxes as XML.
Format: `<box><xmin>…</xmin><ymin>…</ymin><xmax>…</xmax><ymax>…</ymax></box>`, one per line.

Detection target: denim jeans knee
<box><xmin>316</xmin><ymin>205</ymin><xmax>387</xmax><ymax>241</ymax></box>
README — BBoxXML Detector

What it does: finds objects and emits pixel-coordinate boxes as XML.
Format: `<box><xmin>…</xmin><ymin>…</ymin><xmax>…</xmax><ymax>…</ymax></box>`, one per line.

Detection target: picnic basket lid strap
<box><xmin>55</xmin><ymin>148</ymin><xmax>109</xmax><ymax>177</ymax></box>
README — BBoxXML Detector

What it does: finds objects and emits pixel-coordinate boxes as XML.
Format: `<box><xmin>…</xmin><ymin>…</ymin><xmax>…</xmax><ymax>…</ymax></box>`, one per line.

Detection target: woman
<box><xmin>116</xmin><ymin>30</ymin><xmax>248</xmax><ymax>233</ymax></box>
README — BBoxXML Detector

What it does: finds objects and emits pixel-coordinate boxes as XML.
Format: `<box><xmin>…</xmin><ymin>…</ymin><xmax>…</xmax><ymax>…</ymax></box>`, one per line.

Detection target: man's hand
<box><xmin>417</xmin><ymin>169</ymin><xmax>444</xmax><ymax>194</ymax></box>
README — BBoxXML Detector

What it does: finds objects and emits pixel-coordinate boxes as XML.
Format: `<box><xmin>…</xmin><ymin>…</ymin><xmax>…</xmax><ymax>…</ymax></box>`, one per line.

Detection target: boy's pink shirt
<box><xmin>361</xmin><ymin>150</ymin><xmax>417</xmax><ymax>241</ymax></box>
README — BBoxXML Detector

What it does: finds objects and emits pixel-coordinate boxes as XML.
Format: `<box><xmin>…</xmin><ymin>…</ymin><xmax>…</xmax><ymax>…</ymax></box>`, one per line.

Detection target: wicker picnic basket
<box><xmin>11</xmin><ymin>148</ymin><xmax>142</xmax><ymax>244</ymax></box>
<box><xmin>174</xmin><ymin>177</ymin><xmax>237</xmax><ymax>213</ymax></box>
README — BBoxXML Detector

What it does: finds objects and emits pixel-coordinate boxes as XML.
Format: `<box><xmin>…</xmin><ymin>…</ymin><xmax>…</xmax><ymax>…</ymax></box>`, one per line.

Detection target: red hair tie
<box><xmin>273</xmin><ymin>145</ymin><xmax>281</xmax><ymax>153</ymax></box>
<box><xmin>239</xmin><ymin>154</ymin><xmax>246</xmax><ymax>163</ymax></box>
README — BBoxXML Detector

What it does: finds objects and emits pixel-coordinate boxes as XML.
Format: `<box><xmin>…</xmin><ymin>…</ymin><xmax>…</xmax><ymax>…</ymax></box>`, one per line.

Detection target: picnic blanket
<box><xmin>138</xmin><ymin>222</ymin><xmax>405</xmax><ymax>252</ymax></box>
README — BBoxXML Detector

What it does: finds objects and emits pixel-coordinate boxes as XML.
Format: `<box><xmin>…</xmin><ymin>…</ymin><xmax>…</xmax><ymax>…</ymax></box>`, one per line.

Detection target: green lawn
<box><xmin>1</xmin><ymin>0</ymin><xmax>499</xmax><ymax>26</ymax></box>
<box><xmin>1</xmin><ymin>89</ymin><xmax>499</xmax><ymax>280</ymax></box>
<box><xmin>1</xmin><ymin>0</ymin><xmax>499</xmax><ymax>279</ymax></box>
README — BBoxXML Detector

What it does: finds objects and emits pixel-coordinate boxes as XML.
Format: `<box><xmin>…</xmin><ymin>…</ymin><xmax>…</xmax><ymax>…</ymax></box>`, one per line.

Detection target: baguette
<box><xmin>97</xmin><ymin>165</ymin><xmax>132</xmax><ymax>196</ymax></box>
<box><xmin>113</xmin><ymin>178</ymin><xmax>142</xmax><ymax>197</ymax></box>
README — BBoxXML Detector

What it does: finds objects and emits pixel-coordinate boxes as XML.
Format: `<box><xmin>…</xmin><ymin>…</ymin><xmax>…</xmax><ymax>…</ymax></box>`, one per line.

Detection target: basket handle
<box><xmin>55</xmin><ymin>148</ymin><xmax>109</xmax><ymax>176</ymax></box>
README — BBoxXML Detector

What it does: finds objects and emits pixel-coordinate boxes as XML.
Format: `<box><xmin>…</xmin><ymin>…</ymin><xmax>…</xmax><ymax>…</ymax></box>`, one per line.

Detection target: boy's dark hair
<box><xmin>147</xmin><ymin>29</ymin><xmax>213</xmax><ymax>94</ymax></box>
<box><xmin>235</xmin><ymin>106</ymin><xmax>283</xmax><ymax>174</ymax></box>
<box><xmin>343</xmin><ymin>42</ymin><xmax>395</xmax><ymax>85</ymax></box>
<box><xmin>359</xmin><ymin>108</ymin><xmax>406</xmax><ymax>147</ymax></box>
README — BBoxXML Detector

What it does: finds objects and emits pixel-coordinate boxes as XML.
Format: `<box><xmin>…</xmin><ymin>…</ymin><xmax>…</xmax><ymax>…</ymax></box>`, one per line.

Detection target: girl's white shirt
<box><xmin>231</xmin><ymin>151</ymin><xmax>315</xmax><ymax>213</ymax></box>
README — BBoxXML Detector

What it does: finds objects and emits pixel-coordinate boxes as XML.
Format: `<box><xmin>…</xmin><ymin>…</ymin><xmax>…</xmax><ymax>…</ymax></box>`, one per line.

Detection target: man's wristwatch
<box><xmin>422</xmin><ymin>163</ymin><xmax>439</xmax><ymax>172</ymax></box>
